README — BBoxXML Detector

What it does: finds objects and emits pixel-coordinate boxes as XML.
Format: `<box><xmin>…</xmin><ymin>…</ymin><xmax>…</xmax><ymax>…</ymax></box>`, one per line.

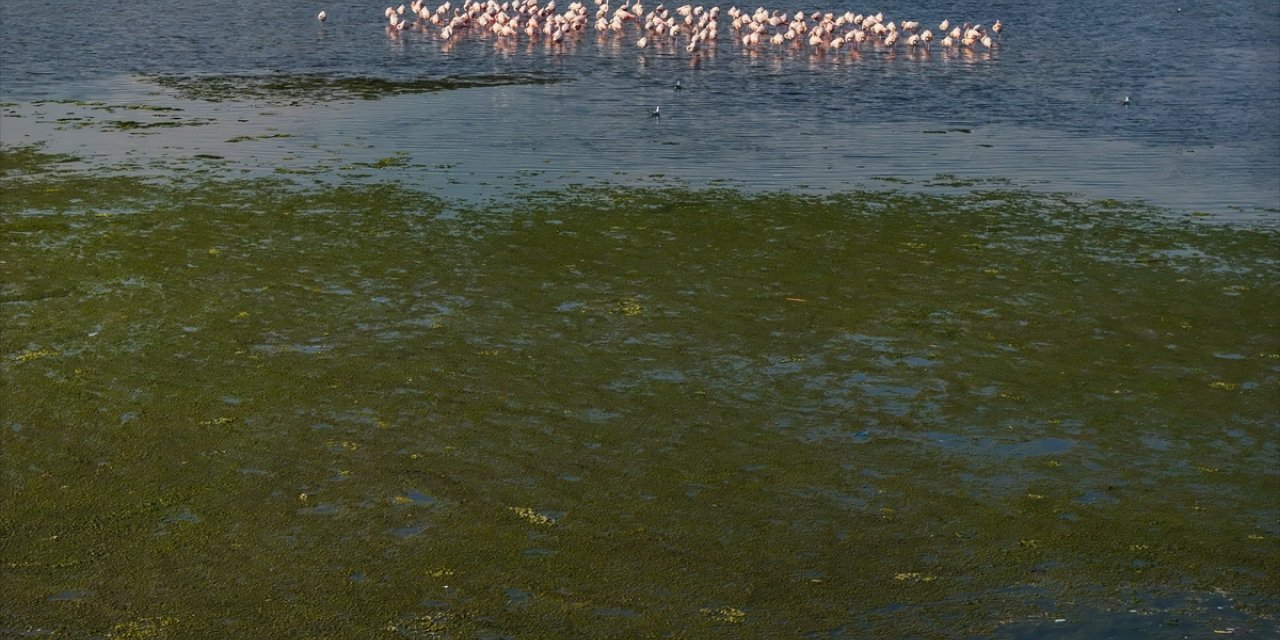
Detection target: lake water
<box><xmin>2</xmin><ymin>1</ymin><xmax>1278</xmax><ymax>638</ymax></box>
<box><xmin>2</xmin><ymin>0</ymin><xmax>1278</xmax><ymax>217</ymax></box>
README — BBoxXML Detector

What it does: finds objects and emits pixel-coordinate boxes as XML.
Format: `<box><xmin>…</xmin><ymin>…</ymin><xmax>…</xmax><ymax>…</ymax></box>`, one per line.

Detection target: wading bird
<box><xmin>355</xmin><ymin>2</ymin><xmax>1003</xmax><ymax>64</ymax></box>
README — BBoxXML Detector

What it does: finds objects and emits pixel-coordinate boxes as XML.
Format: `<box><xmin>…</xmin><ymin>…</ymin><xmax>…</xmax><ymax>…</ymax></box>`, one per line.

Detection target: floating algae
<box><xmin>143</xmin><ymin>72</ymin><xmax>563</xmax><ymax>104</ymax></box>
<box><xmin>2</xmin><ymin>146</ymin><xmax>1277</xmax><ymax>638</ymax></box>
<box><xmin>98</xmin><ymin>119</ymin><xmax>207</xmax><ymax>132</ymax></box>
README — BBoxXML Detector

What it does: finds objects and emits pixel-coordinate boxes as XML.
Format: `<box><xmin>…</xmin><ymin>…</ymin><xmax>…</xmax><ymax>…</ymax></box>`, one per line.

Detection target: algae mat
<box><xmin>2</xmin><ymin>148</ymin><xmax>1277</xmax><ymax>638</ymax></box>
<box><xmin>142</xmin><ymin>73</ymin><xmax>564</xmax><ymax>104</ymax></box>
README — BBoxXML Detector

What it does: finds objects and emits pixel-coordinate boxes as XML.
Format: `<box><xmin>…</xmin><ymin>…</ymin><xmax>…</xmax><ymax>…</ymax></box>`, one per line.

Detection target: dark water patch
<box><xmin>505</xmin><ymin>587</ymin><xmax>533</xmax><ymax>606</ymax></box>
<box><xmin>143</xmin><ymin>72</ymin><xmax>564</xmax><ymax>104</ymax></box>
<box><xmin>390</xmin><ymin>522</ymin><xmax>430</xmax><ymax>538</ymax></box>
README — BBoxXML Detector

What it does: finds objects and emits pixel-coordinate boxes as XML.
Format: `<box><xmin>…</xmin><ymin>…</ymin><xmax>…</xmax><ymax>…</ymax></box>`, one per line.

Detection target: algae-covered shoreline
<box><xmin>2</xmin><ymin>146</ymin><xmax>1277</xmax><ymax>638</ymax></box>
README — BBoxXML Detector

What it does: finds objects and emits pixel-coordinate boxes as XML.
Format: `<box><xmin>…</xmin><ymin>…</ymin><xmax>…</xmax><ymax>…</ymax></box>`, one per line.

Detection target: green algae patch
<box><xmin>0</xmin><ymin>146</ymin><xmax>168</xmax><ymax>215</ymax></box>
<box><xmin>33</xmin><ymin>100</ymin><xmax>183</xmax><ymax>114</ymax></box>
<box><xmin>99</xmin><ymin>119</ymin><xmax>207</xmax><ymax>132</ymax></box>
<box><xmin>0</xmin><ymin>145</ymin><xmax>80</xmax><ymax>176</ymax></box>
<box><xmin>23</xmin><ymin>102</ymin><xmax>209</xmax><ymax>133</ymax></box>
<box><xmin>143</xmin><ymin>72</ymin><xmax>563</xmax><ymax>104</ymax></box>
<box><xmin>101</xmin><ymin>104</ymin><xmax>183</xmax><ymax>113</ymax></box>
<box><xmin>2</xmin><ymin>161</ymin><xmax>1278</xmax><ymax>638</ymax></box>
<box><xmin>225</xmin><ymin>133</ymin><xmax>294</xmax><ymax>143</ymax></box>
<box><xmin>342</xmin><ymin>152</ymin><xmax>420</xmax><ymax>171</ymax></box>
<box><xmin>925</xmin><ymin>173</ymin><xmax>1014</xmax><ymax>188</ymax></box>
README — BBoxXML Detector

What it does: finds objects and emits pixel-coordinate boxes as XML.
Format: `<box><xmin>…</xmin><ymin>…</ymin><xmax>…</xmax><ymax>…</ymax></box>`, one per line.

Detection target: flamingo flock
<box><xmin>362</xmin><ymin>1</ymin><xmax>1003</xmax><ymax>56</ymax></box>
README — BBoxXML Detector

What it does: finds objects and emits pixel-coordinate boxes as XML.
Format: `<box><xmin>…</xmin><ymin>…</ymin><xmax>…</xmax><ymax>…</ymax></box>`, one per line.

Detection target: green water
<box><xmin>2</xmin><ymin>147</ymin><xmax>1277</xmax><ymax>638</ymax></box>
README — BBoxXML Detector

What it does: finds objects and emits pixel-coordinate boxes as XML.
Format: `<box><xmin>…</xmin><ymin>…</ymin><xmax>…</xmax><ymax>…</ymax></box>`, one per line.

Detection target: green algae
<box><xmin>32</xmin><ymin>101</ymin><xmax>183</xmax><ymax>114</ymax></box>
<box><xmin>103</xmin><ymin>104</ymin><xmax>183</xmax><ymax>113</ymax></box>
<box><xmin>225</xmin><ymin>133</ymin><xmax>294</xmax><ymax>143</ymax></box>
<box><xmin>143</xmin><ymin>72</ymin><xmax>563</xmax><ymax>104</ymax></box>
<box><xmin>99</xmin><ymin>119</ymin><xmax>205</xmax><ymax>132</ymax></box>
<box><xmin>21</xmin><ymin>102</ymin><xmax>207</xmax><ymax>133</ymax></box>
<box><xmin>1</xmin><ymin>146</ymin><xmax>1278</xmax><ymax>638</ymax></box>
<box><xmin>925</xmin><ymin>174</ymin><xmax>1013</xmax><ymax>188</ymax></box>
<box><xmin>363</xmin><ymin>154</ymin><xmax>413</xmax><ymax>169</ymax></box>
<box><xmin>0</xmin><ymin>146</ymin><xmax>79</xmax><ymax>176</ymax></box>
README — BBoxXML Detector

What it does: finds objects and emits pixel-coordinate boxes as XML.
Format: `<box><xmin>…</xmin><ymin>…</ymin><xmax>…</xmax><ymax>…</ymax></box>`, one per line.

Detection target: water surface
<box><xmin>2</xmin><ymin>0</ymin><xmax>1278</xmax><ymax>216</ymax></box>
<box><xmin>2</xmin><ymin>0</ymin><xmax>1278</xmax><ymax>637</ymax></box>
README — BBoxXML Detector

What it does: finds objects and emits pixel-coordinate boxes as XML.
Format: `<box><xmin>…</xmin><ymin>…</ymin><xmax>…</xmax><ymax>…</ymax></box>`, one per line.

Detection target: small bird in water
<box><xmin>674</xmin><ymin>80</ymin><xmax>683</xmax><ymax>91</ymax></box>
<box><xmin>651</xmin><ymin>106</ymin><xmax>661</xmax><ymax>118</ymax></box>
<box><xmin>318</xmin><ymin>10</ymin><xmax>327</xmax><ymax>21</ymax></box>
<box><xmin>1122</xmin><ymin>96</ymin><xmax>1131</xmax><ymax>106</ymax></box>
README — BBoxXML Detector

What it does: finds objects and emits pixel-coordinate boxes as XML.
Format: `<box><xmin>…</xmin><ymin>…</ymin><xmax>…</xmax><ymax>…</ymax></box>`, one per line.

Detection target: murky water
<box><xmin>2</xmin><ymin>0</ymin><xmax>1279</xmax><ymax>637</ymax></box>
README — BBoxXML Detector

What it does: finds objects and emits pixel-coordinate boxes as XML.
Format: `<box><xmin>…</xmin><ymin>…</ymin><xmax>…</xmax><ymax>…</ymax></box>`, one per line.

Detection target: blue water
<box><xmin>2</xmin><ymin>0</ymin><xmax>1278</xmax><ymax>217</ymax></box>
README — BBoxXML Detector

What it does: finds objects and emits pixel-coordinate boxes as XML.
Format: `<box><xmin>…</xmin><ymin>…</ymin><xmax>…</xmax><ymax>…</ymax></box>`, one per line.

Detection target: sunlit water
<box><xmin>2</xmin><ymin>0</ymin><xmax>1278</xmax><ymax>218</ymax></box>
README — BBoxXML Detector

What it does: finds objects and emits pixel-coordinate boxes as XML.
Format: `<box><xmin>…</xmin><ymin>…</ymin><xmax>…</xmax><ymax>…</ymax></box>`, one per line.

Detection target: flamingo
<box><xmin>362</xmin><ymin>3</ymin><xmax>1007</xmax><ymax>63</ymax></box>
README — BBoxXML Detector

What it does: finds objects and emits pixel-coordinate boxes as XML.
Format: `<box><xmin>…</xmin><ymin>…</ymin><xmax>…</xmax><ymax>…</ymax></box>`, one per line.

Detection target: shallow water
<box><xmin>2</xmin><ymin>0</ymin><xmax>1279</xmax><ymax>637</ymax></box>
<box><xmin>2</xmin><ymin>0</ymin><xmax>1279</xmax><ymax>217</ymax></box>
